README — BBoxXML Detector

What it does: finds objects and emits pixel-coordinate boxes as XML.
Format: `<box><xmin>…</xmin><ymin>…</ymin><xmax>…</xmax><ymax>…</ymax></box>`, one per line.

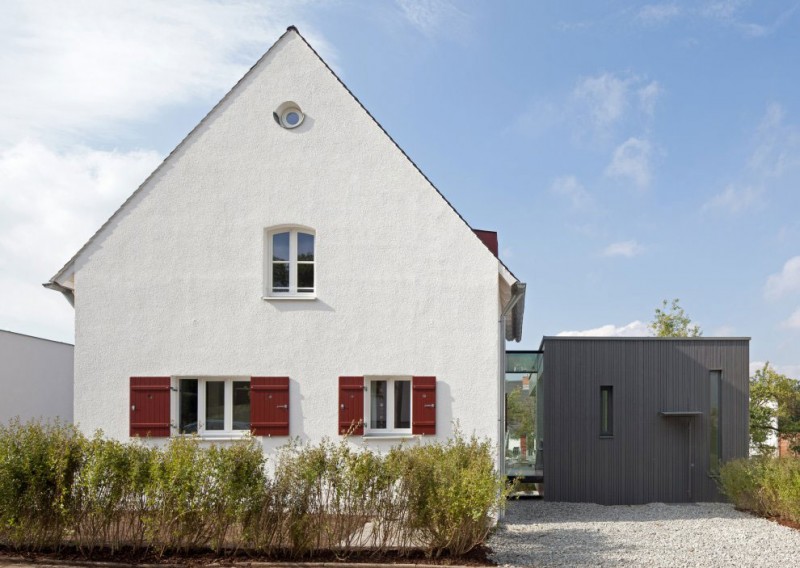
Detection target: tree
<box><xmin>649</xmin><ymin>298</ymin><xmax>702</xmax><ymax>337</ymax></box>
<box><xmin>750</xmin><ymin>363</ymin><xmax>800</xmax><ymax>455</ymax></box>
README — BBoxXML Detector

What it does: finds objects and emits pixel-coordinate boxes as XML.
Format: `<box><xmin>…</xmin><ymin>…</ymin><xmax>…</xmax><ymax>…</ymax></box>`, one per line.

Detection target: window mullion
<box><xmin>387</xmin><ymin>380</ymin><xmax>395</xmax><ymax>431</ymax></box>
<box><xmin>289</xmin><ymin>230</ymin><xmax>297</xmax><ymax>293</ymax></box>
<box><xmin>198</xmin><ymin>379</ymin><xmax>206</xmax><ymax>435</ymax></box>
<box><xmin>225</xmin><ymin>381</ymin><xmax>232</xmax><ymax>432</ymax></box>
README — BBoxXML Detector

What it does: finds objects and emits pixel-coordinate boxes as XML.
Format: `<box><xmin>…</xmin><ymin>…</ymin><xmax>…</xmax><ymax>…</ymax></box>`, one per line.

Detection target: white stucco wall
<box><xmin>0</xmin><ymin>330</ymin><xmax>74</xmax><ymax>423</ymax></box>
<box><xmin>63</xmin><ymin>30</ymin><xmax>505</xmax><ymax>453</ymax></box>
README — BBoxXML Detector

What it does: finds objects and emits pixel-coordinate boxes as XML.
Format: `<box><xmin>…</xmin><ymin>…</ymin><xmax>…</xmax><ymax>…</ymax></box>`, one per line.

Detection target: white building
<box><xmin>0</xmin><ymin>330</ymin><xmax>74</xmax><ymax>424</ymax></box>
<box><xmin>45</xmin><ymin>27</ymin><xmax>525</xmax><ymax>464</ymax></box>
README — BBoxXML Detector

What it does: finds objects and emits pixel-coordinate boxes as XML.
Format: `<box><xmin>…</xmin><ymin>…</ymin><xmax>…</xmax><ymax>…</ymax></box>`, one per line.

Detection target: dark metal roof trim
<box><xmin>542</xmin><ymin>336</ymin><xmax>751</xmax><ymax>341</ymax></box>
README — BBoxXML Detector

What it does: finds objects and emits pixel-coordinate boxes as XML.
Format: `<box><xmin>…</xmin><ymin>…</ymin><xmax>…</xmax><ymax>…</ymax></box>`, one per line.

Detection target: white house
<box><xmin>45</xmin><ymin>27</ymin><xmax>525</xmax><ymax>465</ymax></box>
<box><xmin>0</xmin><ymin>330</ymin><xmax>74</xmax><ymax>424</ymax></box>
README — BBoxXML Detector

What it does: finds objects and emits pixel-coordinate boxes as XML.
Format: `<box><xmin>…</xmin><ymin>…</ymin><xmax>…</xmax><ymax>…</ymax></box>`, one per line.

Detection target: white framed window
<box><xmin>264</xmin><ymin>227</ymin><xmax>315</xmax><ymax>297</ymax></box>
<box><xmin>175</xmin><ymin>377</ymin><xmax>251</xmax><ymax>437</ymax></box>
<box><xmin>364</xmin><ymin>376</ymin><xmax>412</xmax><ymax>435</ymax></box>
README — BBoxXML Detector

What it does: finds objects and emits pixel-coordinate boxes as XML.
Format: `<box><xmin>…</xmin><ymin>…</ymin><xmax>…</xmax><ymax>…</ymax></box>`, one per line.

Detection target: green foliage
<box><xmin>506</xmin><ymin>385</ymin><xmax>535</xmax><ymax>443</ymax></box>
<box><xmin>720</xmin><ymin>457</ymin><xmax>800</xmax><ymax>523</ymax></box>
<box><xmin>390</xmin><ymin>429</ymin><xmax>511</xmax><ymax>557</ymax></box>
<box><xmin>0</xmin><ymin>420</ymin><xmax>507</xmax><ymax>559</ymax></box>
<box><xmin>749</xmin><ymin>363</ymin><xmax>800</xmax><ymax>455</ymax></box>
<box><xmin>649</xmin><ymin>298</ymin><xmax>702</xmax><ymax>337</ymax></box>
<box><xmin>0</xmin><ymin>418</ymin><xmax>85</xmax><ymax>550</ymax></box>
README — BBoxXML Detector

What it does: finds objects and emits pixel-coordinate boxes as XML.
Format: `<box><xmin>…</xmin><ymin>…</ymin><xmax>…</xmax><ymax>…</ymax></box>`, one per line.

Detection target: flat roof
<box><xmin>0</xmin><ymin>329</ymin><xmax>74</xmax><ymax>347</ymax></box>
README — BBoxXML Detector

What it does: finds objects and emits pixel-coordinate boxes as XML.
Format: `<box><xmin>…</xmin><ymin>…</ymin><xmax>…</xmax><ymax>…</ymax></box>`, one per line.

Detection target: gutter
<box><xmin>43</xmin><ymin>281</ymin><xmax>75</xmax><ymax>307</ymax></box>
<box><xmin>501</xmin><ymin>282</ymin><xmax>526</xmax><ymax>342</ymax></box>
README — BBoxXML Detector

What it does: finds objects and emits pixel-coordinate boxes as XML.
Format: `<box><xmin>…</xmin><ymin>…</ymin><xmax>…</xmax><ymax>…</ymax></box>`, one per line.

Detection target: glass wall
<box><xmin>505</xmin><ymin>351</ymin><xmax>542</xmax><ymax>479</ymax></box>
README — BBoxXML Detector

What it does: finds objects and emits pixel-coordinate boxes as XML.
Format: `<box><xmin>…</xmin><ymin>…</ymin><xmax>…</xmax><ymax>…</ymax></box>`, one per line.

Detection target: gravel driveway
<box><xmin>490</xmin><ymin>499</ymin><xmax>800</xmax><ymax>567</ymax></box>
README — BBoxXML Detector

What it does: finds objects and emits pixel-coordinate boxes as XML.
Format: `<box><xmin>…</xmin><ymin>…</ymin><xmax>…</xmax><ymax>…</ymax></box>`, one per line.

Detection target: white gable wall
<box><xmin>70</xmin><ymin>31</ymin><xmax>503</xmax><ymax>452</ymax></box>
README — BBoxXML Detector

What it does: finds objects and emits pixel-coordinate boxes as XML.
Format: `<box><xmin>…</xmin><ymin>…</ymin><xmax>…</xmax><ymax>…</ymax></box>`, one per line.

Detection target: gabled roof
<box><xmin>45</xmin><ymin>26</ymin><xmax>525</xmax><ymax>340</ymax></box>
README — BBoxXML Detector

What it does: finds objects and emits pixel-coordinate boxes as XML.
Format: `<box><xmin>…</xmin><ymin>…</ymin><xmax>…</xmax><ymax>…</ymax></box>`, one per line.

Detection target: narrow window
<box><xmin>370</xmin><ymin>380</ymin><xmax>387</xmax><ymax>429</ymax></box>
<box><xmin>206</xmin><ymin>381</ymin><xmax>225</xmax><ymax>431</ymax></box>
<box><xmin>600</xmin><ymin>386</ymin><xmax>613</xmax><ymax>437</ymax></box>
<box><xmin>179</xmin><ymin>378</ymin><xmax>198</xmax><ymax>434</ymax></box>
<box><xmin>232</xmin><ymin>380</ymin><xmax>251</xmax><ymax>430</ymax></box>
<box><xmin>710</xmin><ymin>370</ymin><xmax>722</xmax><ymax>473</ymax></box>
<box><xmin>266</xmin><ymin>227</ymin><xmax>315</xmax><ymax>296</ymax></box>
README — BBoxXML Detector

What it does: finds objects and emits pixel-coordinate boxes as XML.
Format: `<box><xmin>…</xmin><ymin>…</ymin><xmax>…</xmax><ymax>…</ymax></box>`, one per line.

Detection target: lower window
<box><xmin>365</xmin><ymin>376</ymin><xmax>412</xmax><ymax>434</ymax></box>
<box><xmin>178</xmin><ymin>377</ymin><xmax>251</xmax><ymax>435</ymax></box>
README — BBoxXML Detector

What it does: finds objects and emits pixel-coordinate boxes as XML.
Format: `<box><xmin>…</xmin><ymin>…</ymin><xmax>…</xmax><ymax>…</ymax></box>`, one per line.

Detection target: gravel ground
<box><xmin>489</xmin><ymin>499</ymin><xmax>800</xmax><ymax>567</ymax></box>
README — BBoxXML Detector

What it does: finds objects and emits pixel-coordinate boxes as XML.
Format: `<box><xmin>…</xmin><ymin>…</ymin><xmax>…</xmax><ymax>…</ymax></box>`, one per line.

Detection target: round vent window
<box><xmin>275</xmin><ymin>101</ymin><xmax>305</xmax><ymax>129</ymax></box>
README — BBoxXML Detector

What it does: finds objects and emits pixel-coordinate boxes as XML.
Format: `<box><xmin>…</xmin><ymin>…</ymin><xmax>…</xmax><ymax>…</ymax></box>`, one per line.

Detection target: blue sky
<box><xmin>1</xmin><ymin>1</ymin><xmax>799</xmax><ymax>376</ymax></box>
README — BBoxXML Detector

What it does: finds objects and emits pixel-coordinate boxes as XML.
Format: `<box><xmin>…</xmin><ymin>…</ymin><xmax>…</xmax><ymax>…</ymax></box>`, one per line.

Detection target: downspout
<box><xmin>43</xmin><ymin>282</ymin><xmax>75</xmax><ymax>307</ymax></box>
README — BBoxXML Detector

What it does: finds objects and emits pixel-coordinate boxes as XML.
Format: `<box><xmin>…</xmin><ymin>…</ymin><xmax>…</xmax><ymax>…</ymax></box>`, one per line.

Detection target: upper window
<box><xmin>265</xmin><ymin>227</ymin><xmax>315</xmax><ymax>297</ymax></box>
<box><xmin>274</xmin><ymin>101</ymin><xmax>305</xmax><ymax>129</ymax></box>
<box><xmin>365</xmin><ymin>376</ymin><xmax>412</xmax><ymax>435</ymax></box>
<box><xmin>178</xmin><ymin>377</ymin><xmax>250</xmax><ymax>436</ymax></box>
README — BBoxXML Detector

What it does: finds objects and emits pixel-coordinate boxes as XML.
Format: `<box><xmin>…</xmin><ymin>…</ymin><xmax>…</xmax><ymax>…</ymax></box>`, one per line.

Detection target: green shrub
<box><xmin>72</xmin><ymin>434</ymin><xmax>155</xmax><ymax>554</ymax></box>
<box><xmin>720</xmin><ymin>456</ymin><xmax>800</xmax><ymax>523</ymax></box>
<box><xmin>0</xmin><ymin>419</ymin><xmax>86</xmax><ymax>550</ymax></box>
<box><xmin>0</xmin><ymin>420</ymin><xmax>508</xmax><ymax>558</ymax></box>
<box><xmin>392</xmin><ymin>429</ymin><xmax>509</xmax><ymax>557</ymax></box>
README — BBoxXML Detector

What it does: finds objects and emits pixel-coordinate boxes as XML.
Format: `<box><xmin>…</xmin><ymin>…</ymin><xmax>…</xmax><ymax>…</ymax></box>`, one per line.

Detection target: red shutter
<box><xmin>250</xmin><ymin>377</ymin><xmax>290</xmax><ymax>436</ymax></box>
<box><xmin>130</xmin><ymin>377</ymin><xmax>171</xmax><ymax>437</ymax></box>
<box><xmin>339</xmin><ymin>376</ymin><xmax>364</xmax><ymax>435</ymax></box>
<box><xmin>412</xmin><ymin>376</ymin><xmax>436</xmax><ymax>435</ymax></box>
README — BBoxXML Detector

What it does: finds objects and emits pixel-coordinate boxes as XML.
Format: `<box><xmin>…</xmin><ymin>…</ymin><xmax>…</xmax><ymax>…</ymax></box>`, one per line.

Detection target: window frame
<box><xmin>600</xmin><ymin>385</ymin><xmax>614</xmax><ymax>438</ymax></box>
<box><xmin>173</xmin><ymin>376</ymin><xmax>251</xmax><ymax>439</ymax></box>
<box><xmin>364</xmin><ymin>376</ymin><xmax>413</xmax><ymax>436</ymax></box>
<box><xmin>264</xmin><ymin>226</ymin><xmax>316</xmax><ymax>299</ymax></box>
<box><xmin>709</xmin><ymin>370</ymin><xmax>722</xmax><ymax>475</ymax></box>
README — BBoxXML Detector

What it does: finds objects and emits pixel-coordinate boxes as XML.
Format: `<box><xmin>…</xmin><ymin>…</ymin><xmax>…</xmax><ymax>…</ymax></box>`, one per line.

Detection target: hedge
<box><xmin>0</xmin><ymin>419</ymin><xmax>509</xmax><ymax>558</ymax></box>
<box><xmin>720</xmin><ymin>456</ymin><xmax>800</xmax><ymax>523</ymax></box>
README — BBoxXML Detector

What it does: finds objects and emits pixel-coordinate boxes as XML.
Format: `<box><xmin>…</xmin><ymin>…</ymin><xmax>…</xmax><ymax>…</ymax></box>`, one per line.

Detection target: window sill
<box><xmin>362</xmin><ymin>433</ymin><xmax>416</xmax><ymax>440</ymax></box>
<box><xmin>262</xmin><ymin>295</ymin><xmax>317</xmax><ymax>301</ymax></box>
<box><xmin>175</xmin><ymin>434</ymin><xmax>250</xmax><ymax>442</ymax></box>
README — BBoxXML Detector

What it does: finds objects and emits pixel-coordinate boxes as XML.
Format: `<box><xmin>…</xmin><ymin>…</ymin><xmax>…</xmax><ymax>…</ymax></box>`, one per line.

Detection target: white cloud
<box><xmin>550</xmin><ymin>175</ymin><xmax>593</xmax><ymax>209</ymax></box>
<box><xmin>558</xmin><ymin>320</ymin><xmax>651</xmax><ymax>337</ymax></box>
<box><xmin>605</xmin><ymin>137</ymin><xmax>652</xmax><ymax>189</ymax></box>
<box><xmin>602</xmin><ymin>240</ymin><xmax>645</xmax><ymax>258</ymax></box>
<box><xmin>637</xmin><ymin>81</ymin><xmax>662</xmax><ymax>116</ymax></box>
<box><xmin>572</xmin><ymin>73</ymin><xmax>630</xmax><ymax>131</ymax></box>
<box><xmin>0</xmin><ymin>140</ymin><xmax>162</xmax><ymax>340</ymax></box>
<box><xmin>749</xmin><ymin>103</ymin><xmax>800</xmax><ymax>178</ymax></box>
<box><xmin>784</xmin><ymin>308</ymin><xmax>800</xmax><ymax>329</ymax></box>
<box><xmin>702</xmin><ymin>184</ymin><xmax>764</xmax><ymax>214</ymax></box>
<box><xmin>765</xmin><ymin>256</ymin><xmax>800</xmax><ymax>300</ymax></box>
<box><xmin>395</xmin><ymin>0</ymin><xmax>469</xmax><ymax>39</ymax></box>
<box><xmin>0</xmin><ymin>0</ymin><xmax>335</xmax><ymax>145</ymax></box>
<box><xmin>700</xmin><ymin>1</ymin><xmax>798</xmax><ymax>38</ymax></box>
<box><xmin>637</xmin><ymin>4</ymin><xmax>682</xmax><ymax>25</ymax></box>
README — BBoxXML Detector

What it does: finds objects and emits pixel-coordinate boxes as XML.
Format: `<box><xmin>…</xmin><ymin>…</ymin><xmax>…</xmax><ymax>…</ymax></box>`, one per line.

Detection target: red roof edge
<box><xmin>473</xmin><ymin>230</ymin><xmax>498</xmax><ymax>257</ymax></box>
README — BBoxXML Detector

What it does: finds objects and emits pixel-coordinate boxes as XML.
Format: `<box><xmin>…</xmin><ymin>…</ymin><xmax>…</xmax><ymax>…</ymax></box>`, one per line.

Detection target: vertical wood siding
<box><xmin>542</xmin><ymin>338</ymin><xmax>749</xmax><ymax>504</ymax></box>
